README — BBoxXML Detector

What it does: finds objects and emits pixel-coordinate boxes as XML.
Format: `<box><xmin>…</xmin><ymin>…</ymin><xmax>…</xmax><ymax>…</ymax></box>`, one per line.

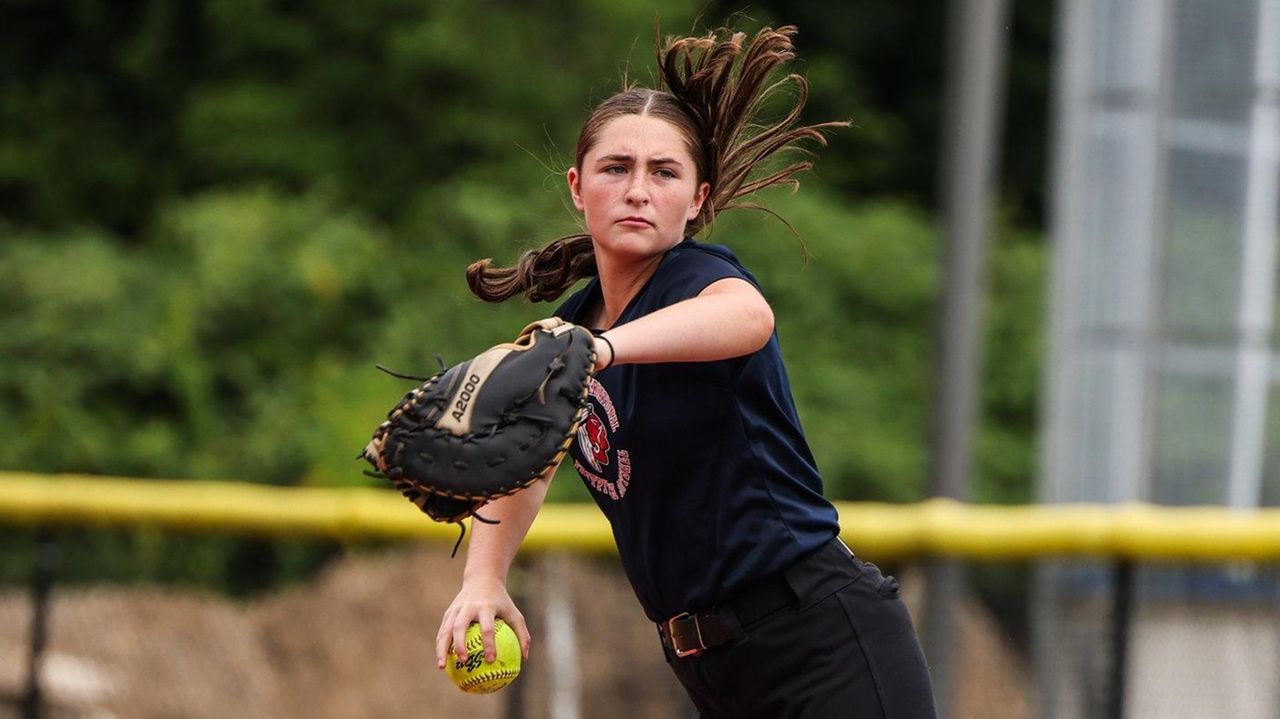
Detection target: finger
<box><xmin>454</xmin><ymin>616</ymin><xmax>472</xmax><ymax>662</ymax></box>
<box><xmin>436</xmin><ymin>608</ymin><xmax>457</xmax><ymax>670</ymax></box>
<box><xmin>479</xmin><ymin>611</ymin><xmax>497</xmax><ymax>664</ymax></box>
<box><xmin>507</xmin><ymin>610</ymin><xmax>532</xmax><ymax>661</ymax></box>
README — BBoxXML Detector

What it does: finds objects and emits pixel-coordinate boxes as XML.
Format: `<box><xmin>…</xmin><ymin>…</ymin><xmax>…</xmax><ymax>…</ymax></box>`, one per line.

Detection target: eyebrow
<box><xmin>596</xmin><ymin>153</ymin><xmax>685</xmax><ymax>168</ymax></box>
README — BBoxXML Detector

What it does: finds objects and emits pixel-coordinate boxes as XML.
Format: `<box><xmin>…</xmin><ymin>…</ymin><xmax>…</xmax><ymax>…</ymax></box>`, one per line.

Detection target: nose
<box><xmin>624</xmin><ymin>175</ymin><xmax>649</xmax><ymax>205</ymax></box>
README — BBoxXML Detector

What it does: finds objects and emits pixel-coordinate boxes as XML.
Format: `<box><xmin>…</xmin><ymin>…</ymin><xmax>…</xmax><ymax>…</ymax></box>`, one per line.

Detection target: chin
<box><xmin>595</xmin><ymin>228</ymin><xmax>680</xmax><ymax>258</ymax></box>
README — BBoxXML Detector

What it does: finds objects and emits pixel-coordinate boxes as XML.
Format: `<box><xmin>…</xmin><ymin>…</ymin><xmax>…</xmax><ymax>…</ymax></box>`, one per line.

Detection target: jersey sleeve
<box><xmin>650</xmin><ymin>242</ymin><xmax>761</xmax><ymax>306</ymax></box>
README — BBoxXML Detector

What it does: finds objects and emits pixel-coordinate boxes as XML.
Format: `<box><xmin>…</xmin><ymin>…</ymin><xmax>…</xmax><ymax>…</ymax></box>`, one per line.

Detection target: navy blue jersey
<box><xmin>554</xmin><ymin>238</ymin><xmax>839</xmax><ymax>621</ymax></box>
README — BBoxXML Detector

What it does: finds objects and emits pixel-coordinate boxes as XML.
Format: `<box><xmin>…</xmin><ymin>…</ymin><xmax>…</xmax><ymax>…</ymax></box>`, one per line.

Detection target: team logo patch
<box><xmin>573</xmin><ymin>378</ymin><xmax>631</xmax><ymax>500</ymax></box>
<box><xmin>577</xmin><ymin>407</ymin><xmax>611</xmax><ymax>472</ymax></box>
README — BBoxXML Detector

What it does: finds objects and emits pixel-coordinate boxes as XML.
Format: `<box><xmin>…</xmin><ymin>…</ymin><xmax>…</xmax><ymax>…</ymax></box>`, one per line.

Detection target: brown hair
<box><xmin>467</xmin><ymin>25</ymin><xmax>847</xmax><ymax>303</ymax></box>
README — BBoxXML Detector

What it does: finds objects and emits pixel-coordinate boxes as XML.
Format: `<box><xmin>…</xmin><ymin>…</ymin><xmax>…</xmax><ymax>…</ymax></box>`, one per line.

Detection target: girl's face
<box><xmin>567</xmin><ymin>114</ymin><xmax>709</xmax><ymax>263</ymax></box>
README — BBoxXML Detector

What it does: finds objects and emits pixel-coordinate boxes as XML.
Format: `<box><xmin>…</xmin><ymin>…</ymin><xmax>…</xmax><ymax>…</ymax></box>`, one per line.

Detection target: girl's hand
<box><xmin>435</xmin><ymin>576</ymin><xmax>532</xmax><ymax>669</ymax></box>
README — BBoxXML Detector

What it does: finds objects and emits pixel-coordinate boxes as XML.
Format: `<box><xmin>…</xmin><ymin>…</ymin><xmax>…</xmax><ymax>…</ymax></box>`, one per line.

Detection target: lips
<box><xmin>617</xmin><ymin>216</ymin><xmax>654</xmax><ymax>227</ymax></box>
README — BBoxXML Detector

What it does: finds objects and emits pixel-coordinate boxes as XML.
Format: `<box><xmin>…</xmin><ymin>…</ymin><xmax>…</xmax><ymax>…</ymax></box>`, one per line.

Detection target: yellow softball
<box><xmin>445</xmin><ymin>619</ymin><xmax>522</xmax><ymax>694</ymax></box>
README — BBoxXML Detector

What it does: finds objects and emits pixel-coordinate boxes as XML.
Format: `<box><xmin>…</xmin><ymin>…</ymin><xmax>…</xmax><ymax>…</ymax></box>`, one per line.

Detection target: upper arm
<box><xmin>698</xmin><ymin>277</ymin><xmax>775</xmax><ymax>342</ymax></box>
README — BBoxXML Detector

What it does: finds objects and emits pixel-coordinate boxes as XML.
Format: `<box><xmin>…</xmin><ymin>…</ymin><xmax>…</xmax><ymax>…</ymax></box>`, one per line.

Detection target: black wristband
<box><xmin>595</xmin><ymin>333</ymin><xmax>616</xmax><ymax>371</ymax></box>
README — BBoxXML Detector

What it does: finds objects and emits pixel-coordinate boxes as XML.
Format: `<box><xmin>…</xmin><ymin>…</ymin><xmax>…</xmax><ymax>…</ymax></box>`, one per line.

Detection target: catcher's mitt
<box><xmin>361</xmin><ymin>318</ymin><xmax>596</xmax><ymax>541</ymax></box>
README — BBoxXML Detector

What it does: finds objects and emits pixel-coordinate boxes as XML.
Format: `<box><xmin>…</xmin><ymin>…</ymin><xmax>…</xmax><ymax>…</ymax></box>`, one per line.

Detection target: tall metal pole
<box><xmin>924</xmin><ymin>0</ymin><xmax>1010</xmax><ymax>713</ymax></box>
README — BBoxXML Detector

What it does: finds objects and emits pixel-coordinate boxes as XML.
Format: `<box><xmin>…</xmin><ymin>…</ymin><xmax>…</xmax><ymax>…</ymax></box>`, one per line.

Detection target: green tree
<box><xmin>0</xmin><ymin>2</ymin><xmax>1048</xmax><ymax>593</ymax></box>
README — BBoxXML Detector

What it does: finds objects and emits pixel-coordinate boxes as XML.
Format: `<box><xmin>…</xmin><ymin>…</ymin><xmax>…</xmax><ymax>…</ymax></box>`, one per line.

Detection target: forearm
<box><xmin>461</xmin><ymin>476</ymin><xmax>550</xmax><ymax>585</ymax></box>
<box><xmin>597</xmin><ymin>278</ymin><xmax>774</xmax><ymax>366</ymax></box>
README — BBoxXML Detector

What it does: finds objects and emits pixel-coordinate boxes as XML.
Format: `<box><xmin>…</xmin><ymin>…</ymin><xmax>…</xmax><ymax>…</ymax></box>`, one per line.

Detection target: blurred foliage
<box><xmin>0</xmin><ymin>0</ymin><xmax>1050</xmax><ymax>590</ymax></box>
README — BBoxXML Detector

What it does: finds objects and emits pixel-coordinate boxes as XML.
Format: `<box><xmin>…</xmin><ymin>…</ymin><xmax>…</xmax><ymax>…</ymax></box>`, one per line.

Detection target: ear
<box><xmin>687</xmin><ymin>181</ymin><xmax>711</xmax><ymax>221</ymax></box>
<box><xmin>567</xmin><ymin>167</ymin><xmax>585</xmax><ymax>212</ymax></box>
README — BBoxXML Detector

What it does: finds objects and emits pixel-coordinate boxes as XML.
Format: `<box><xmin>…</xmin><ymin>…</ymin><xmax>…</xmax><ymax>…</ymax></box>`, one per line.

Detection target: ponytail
<box><xmin>466</xmin><ymin>233</ymin><xmax>595</xmax><ymax>303</ymax></box>
<box><xmin>660</xmin><ymin>25</ymin><xmax>848</xmax><ymax>235</ymax></box>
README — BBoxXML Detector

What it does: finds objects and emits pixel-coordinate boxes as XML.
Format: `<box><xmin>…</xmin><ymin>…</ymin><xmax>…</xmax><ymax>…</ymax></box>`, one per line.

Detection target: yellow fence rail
<box><xmin>4</xmin><ymin>472</ymin><xmax>1280</xmax><ymax>561</ymax></box>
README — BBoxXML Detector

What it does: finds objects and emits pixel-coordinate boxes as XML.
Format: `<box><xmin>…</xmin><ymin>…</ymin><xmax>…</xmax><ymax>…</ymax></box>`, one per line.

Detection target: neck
<box><xmin>590</xmin><ymin>250</ymin><xmax>666</xmax><ymax>329</ymax></box>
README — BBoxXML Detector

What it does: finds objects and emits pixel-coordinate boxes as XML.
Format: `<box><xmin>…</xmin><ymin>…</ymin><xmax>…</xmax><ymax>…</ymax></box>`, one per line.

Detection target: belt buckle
<box><xmin>666</xmin><ymin>611</ymin><xmax>705</xmax><ymax>658</ymax></box>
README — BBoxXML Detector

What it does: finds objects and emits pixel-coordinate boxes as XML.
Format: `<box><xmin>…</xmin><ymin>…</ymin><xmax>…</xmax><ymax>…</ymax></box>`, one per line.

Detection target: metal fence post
<box><xmin>1107</xmin><ymin>561</ymin><xmax>1134</xmax><ymax>719</ymax></box>
<box><xmin>23</xmin><ymin>528</ymin><xmax>59</xmax><ymax>719</ymax></box>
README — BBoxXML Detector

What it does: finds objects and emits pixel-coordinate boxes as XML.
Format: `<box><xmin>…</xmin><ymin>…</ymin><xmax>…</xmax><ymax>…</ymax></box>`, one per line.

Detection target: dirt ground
<box><xmin>0</xmin><ymin>544</ymin><xmax>1031</xmax><ymax>718</ymax></box>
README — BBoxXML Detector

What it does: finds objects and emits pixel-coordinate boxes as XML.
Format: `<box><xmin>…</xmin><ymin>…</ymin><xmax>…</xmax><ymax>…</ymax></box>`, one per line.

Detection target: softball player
<box><xmin>437</xmin><ymin>25</ymin><xmax>937</xmax><ymax>718</ymax></box>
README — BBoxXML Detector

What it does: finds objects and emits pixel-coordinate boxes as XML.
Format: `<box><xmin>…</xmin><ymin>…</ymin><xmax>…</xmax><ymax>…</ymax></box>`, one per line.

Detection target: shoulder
<box><xmin>652</xmin><ymin>239</ymin><xmax>761</xmax><ymax>300</ymax></box>
<box><xmin>664</xmin><ymin>238</ymin><xmax>752</xmax><ymax>275</ymax></box>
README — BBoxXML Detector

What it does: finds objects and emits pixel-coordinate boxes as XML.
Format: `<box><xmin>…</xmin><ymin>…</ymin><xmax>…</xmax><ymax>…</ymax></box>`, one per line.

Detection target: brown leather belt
<box><xmin>657</xmin><ymin>567</ymin><xmax>796</xmax><ymax>658</ymax></box>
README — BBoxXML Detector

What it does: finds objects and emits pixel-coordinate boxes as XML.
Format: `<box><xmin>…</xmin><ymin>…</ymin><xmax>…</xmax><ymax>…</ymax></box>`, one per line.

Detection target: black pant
<box><xmin>662</xmin><ymin>540</ymin><xmax>937</xmax><ymax>719</ymax></box>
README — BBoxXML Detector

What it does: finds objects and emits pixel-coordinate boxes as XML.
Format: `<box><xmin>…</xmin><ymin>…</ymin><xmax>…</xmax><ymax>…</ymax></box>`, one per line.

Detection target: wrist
<box><xmin>461</xmin><ymin>569</ymin><xmax>508</xmax><ymax>588</ymax></box>
<box><xmin>593</xmin><ymin>333</ymin><xmax>616</xmax><ymax>371</ymax></box>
